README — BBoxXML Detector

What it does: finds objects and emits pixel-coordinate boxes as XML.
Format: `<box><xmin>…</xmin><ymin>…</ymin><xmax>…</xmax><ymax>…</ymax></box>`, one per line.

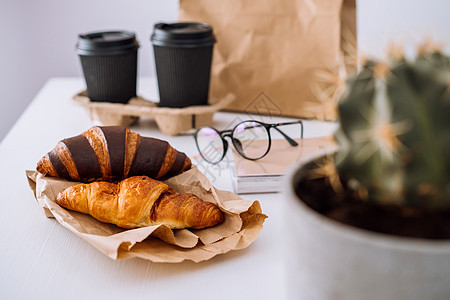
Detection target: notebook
<box><xmin>230</xmin><ymin>136</ymin><xmax>338</xmax><ymax>194</ymax></box>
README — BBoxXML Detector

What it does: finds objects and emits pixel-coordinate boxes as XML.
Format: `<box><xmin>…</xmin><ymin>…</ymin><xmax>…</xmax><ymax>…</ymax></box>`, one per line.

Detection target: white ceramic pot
<box><xmin>283</xmin><ymin>153</ymin><xmax>450</xmax><ymax>300</ymax></box>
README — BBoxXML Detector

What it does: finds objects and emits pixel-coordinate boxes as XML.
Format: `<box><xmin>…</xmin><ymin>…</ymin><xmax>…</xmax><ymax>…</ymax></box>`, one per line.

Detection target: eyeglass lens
<box><xmin>195</xmin><ymin>127</ymin><xmax>225</xmax><ymax>163</ymax></box>
<box><xmin>196</xmin><ymin>120</ymin><xmax>302</xmax><ymax>163</ymax></box>
<box><xmin>232</xmin><ymin>121</ymin><xmax>270</xmax><ymax>159</ymax></box>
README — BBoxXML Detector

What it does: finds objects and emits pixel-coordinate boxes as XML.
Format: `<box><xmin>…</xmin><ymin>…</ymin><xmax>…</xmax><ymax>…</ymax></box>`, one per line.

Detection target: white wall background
<box><xmin>0</xmin><ymin>0</ymin><xmax>449</xmax><ymax>142</ymax></box>
<box><xmin>0</xmin><ymin>0</ymin><xmax>179</xmax><ymax>142</ymax></box>
<box><xmin>357</xmin><ymin>0</ymin><xmax>450</xmax><ymax>58</ymax></box>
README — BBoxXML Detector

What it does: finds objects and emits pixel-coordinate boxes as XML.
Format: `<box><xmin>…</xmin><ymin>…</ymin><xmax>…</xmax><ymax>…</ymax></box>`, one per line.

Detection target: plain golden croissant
<box><xmin>56</xmin><ymin>176</ymin><xmax>224</xmax><ymax>229</ymax></box>
<box><xmin>37</xmin><ymin>126</ymin><xmax>191</xmax><ymax>182</ymax></box>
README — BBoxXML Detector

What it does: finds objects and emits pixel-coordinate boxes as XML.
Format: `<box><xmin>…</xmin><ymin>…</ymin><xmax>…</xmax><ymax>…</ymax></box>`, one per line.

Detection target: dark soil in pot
<box><xmin>294</xmin><ymin>158</ymin><xmax>450</xmax><ymax>240</ymax></box>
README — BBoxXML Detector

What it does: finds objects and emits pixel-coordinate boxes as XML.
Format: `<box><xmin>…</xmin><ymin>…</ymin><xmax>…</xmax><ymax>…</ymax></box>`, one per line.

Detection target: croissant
<box><xmin>37</xmin><ymin>126</ymin><xmax>191</xmax><ymax>182</ymax></box>
<box><xmin>56</xmin><ymin>176</ymin><xmax>224</xmax><ymax>229</ymax></box>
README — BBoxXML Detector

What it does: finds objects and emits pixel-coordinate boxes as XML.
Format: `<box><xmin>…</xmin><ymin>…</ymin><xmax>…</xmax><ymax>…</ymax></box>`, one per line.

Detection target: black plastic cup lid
<box><xmin>151</xmin><ymin>22</ymin><xmax>216</xmax><ymax>48</ymax></box>
<box><xmin>76</xmin><ymin>31</ymin><xmax>139</xmax><ymax>56</ymax></box>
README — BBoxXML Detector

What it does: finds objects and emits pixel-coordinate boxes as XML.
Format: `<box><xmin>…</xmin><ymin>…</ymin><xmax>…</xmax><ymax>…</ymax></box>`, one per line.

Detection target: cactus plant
<box><xmin>334</xmin><ymin>47</ymin><xmax>450</xmax><ymax>210</ymax></box>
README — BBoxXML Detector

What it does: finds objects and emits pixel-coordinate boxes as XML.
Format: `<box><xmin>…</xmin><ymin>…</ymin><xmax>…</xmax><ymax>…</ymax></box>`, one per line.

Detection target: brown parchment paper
<box><xmin>179</xmin><ymin>0</ymin><xmax>357</xmax><ymax>121</ymax></box>
<box><xmin>26</xmin><ymin>167</ymin><xmax>267</xmax><ymax>263</ymax></box>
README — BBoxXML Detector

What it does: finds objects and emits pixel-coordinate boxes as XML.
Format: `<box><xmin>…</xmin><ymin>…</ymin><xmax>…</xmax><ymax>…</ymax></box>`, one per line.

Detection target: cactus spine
<box><xmin>334</xmin><ymin>48</ymin><xmax>450</xmax><ymax>210</ymax></box>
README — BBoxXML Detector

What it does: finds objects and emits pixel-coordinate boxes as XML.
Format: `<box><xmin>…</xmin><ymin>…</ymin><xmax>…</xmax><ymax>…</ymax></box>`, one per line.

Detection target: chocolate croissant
<box><xmin>36</xmin><ymin>126</ymin><xmax>191</xmax><ymax>182</ymax></box>
<box><xmin>56</xmin><ymin>176</ymin><xmax>224</xmax><ymax>229</ymax></box>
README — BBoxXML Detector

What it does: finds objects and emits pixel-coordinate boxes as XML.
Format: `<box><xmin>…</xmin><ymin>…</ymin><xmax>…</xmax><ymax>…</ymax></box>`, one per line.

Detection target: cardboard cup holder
<box><xmin>72</xmin><ymin>91</ymin><xmax>235</xmax><ymax>135</ymax></box>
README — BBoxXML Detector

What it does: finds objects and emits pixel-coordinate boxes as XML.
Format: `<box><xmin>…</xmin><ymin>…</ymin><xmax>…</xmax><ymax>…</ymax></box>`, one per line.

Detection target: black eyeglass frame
<box><xmin>194</xmin><ymin>120</ymin><xmax>304</xmax><ymax>164</ymax></box>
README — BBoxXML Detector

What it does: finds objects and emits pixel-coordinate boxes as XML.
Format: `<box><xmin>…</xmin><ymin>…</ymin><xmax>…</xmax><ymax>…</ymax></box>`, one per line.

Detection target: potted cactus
<box><xmin>284</xmin><ymin>47</ymin><xmax>450</xmax><ymax>299</ymax></box>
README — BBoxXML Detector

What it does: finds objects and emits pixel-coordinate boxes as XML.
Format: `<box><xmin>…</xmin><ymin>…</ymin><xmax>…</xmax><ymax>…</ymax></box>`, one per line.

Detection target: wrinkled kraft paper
<box><xmin>27</xmin><ymin>167</ymin><xmax>267</xmax><ymax>263</ymax></box>
<box><xmin>179</xmin><ymin>0</ymin><xmax>357</xmax><ymax>121</ymax></box>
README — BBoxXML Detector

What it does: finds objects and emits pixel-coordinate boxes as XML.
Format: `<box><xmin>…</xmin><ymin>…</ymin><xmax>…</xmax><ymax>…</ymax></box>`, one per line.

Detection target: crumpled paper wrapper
<box><xmin>179</xmin><ymin>0</ymin><xmax>357</xmax><ymax>121</ymax></box>
<box><xmin>26</xmin><ymin>167</ymin><xmax>267</xmax><ymax>263</ymax></box>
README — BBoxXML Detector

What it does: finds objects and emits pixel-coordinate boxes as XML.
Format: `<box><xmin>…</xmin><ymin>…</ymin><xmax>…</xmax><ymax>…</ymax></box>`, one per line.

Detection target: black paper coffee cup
<box><xmin>151</xmin><ymin>22</ymin><xmax>216</xmax><ymax>108</ymax></box>
<box><xmin>76</xmin><ymin>31</ymin><xmax>139</xmax><ymax>103</ymax></box>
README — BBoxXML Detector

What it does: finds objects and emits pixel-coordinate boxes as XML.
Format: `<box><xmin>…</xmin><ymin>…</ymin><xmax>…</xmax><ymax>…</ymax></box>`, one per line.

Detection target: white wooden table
<box><xmin>0</xmin><ymin>77</ymin><xmax>336</xmax><ymax>300</ymax></box>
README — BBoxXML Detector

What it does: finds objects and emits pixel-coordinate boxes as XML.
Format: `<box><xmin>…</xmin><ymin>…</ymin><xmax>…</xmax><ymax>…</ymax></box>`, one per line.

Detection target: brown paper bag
<box><xmin>179</xmin><ymin>0</ymin><xmax>357</xmax><ymax>121</ymax></box>
<box><xmin>27</xmin><ymin>167</ymin><xmax>267</xmax><ymax>263</ymax></box>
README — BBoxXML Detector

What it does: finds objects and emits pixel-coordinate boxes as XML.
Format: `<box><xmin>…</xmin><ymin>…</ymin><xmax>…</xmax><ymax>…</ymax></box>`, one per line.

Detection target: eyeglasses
<box><xmin>194</xmin><ymin>120</ymin><xmax>304</xmax><ymax>164</ymax></box>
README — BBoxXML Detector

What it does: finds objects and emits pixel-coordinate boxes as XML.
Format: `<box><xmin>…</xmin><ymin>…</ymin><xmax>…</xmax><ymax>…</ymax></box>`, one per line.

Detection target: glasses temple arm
<box><xmin>273</xmin><ymin>121</ymin><xmax>304</xmax><ymax>146</ymax></box>
<box><xmin>273</xmin><ymin>127</ymin><xmax>299</xmax><ymax>146</ymax></box>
